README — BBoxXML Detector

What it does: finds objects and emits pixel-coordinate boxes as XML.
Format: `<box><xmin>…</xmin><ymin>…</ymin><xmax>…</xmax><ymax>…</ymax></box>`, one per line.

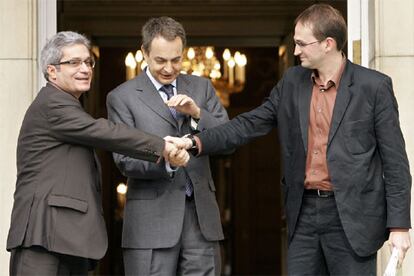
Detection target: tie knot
<box><xmin>160</xmin><ymin>84</ymin><xmax>174</xmax><ymax>100</ymax></box>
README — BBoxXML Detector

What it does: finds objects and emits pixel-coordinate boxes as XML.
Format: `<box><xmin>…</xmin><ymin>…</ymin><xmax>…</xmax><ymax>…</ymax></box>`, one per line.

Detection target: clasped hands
<box><xmin>163</xmin><ymin>136</ymin><xmax>193</xmax><ymax>167</ymax></box>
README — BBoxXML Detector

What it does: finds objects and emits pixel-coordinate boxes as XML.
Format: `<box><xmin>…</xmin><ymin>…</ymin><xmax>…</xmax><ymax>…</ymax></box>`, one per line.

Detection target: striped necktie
<box><xmin>160</xmin><ymin>84</ymin><xmax>193</xmax><ymax>197</ymax></box>
<box><xmin>160</xmin><ymin>84</ymin><xmax>177</xmax><ymax>120</ymax></box>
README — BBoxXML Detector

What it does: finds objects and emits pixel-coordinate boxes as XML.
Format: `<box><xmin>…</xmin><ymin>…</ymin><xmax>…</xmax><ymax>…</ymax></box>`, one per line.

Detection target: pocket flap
<box><xmin>48</xmin><ymin>195</ymin><xmax>88</xmax><ymax>213</ymax></box>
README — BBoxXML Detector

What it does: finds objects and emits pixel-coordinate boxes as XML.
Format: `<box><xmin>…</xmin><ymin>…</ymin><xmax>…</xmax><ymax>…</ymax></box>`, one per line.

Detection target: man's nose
<box><xmin>163</xmin><ymin>62</ymin><xmax>173</xmax><ymax>73</ymax></box>
<box><xmin>79</xmin><ymin>61</ymin><xmax>91</xmax><ymax>72</ymax></box>
<box><xmin>294</xmin><ymin>45</ymin><xmax>301</xmax><ymax>56</ymax></box>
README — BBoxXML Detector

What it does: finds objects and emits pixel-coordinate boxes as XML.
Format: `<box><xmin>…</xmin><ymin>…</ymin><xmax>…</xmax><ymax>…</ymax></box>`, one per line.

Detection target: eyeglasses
<box><xmin>52</xmin><ymin>58</ymin><xmax>95</xmax><ymax>68</ymax></box>
<box><xmin>294</xmin><ymin>40</ymin><xmax>322</xmax><ymax>48</ymax></box>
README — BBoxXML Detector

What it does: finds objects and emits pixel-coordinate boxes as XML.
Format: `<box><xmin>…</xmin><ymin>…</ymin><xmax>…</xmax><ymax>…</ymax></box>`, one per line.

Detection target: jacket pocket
<box><xmin>343</xmin><ymin>119</ymin><xmax>375</xmax><ymax>154</ymax></box>
<box><xmin>48</xmin><ymin>195</ymin><xmax>88</xmax><ymax>213</ymax></box>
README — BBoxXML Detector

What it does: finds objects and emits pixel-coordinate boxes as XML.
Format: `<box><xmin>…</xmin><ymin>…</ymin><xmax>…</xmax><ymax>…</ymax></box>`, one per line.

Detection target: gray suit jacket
<box><xmin>107</xmin><ymin>73</ymin><xmax>228</xmax><ymax>249</ymax></box>
<box><xmin>197</xmin><ymin>60</ymin><xmax>411</xmax><ymax>257</ymax></box>
<box><xmin>7</xmin><ymin>83</ymin><xmax>164</xmax><ymax>260</ymax></box>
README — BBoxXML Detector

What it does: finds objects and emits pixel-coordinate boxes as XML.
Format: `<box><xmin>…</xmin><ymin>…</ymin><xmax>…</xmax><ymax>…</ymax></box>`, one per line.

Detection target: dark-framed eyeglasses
<box><xmin>294</xmin><ymin>40</ymin><xmax>322</xmax><ymax>48</ymax></box>
<box><xmin>52</xmin><ymin>58</ymin><xmax>95</xmax><ymax>68</ymax></box>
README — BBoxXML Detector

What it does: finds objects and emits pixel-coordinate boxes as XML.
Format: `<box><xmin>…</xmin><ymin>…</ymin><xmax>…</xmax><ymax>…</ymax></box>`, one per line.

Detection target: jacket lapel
<box><xmin>327</xmin><ymin>60</ymin><xmax>354</xmax><ymax>147</ymax></box>
<box><xmin>176</xmin><ymin>75</ymin><xmax>192</xmax><ymax>131</ymax></box>
<box><xmin>135</xmin><ymin>73</ymin><xmax>178</xmax><ymax>128</ymax></box>
<box><xmin>298</xmin><ymin>74</ymin><xmax>313</xmax><ymax>155</ymax></box>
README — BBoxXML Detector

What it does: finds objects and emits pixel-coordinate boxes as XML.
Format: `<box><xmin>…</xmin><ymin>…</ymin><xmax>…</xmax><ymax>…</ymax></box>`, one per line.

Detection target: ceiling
<box><xmin>57</xmin><ymin>0</ymin><xmax>347</xmax><ymax>47</ymax></box>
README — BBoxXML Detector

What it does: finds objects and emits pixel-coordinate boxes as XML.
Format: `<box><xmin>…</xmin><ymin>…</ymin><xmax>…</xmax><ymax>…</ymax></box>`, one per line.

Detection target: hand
<box><xmin>166</xmin><ymin>94</ymin><xmax>201</xmax><ymax>119</ymax></box>
<box><xmin>163</xmin><ymin>138</ymin><xmax>190</xmax><ymax>167</ymax></box>
<box><xmin>164</xmin><ymin>135</ymin><xmax>192</xmax><ymax>150</ymax></box>
<box><xmin>388</xmin><ymin>229</ymin><xmax>411</xmax><ymax>266</ymax></box>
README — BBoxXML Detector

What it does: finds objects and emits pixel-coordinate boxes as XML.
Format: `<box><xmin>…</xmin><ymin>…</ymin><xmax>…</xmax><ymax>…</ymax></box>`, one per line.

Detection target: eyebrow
<box><xmin>154</xmin><ymin>55</ymin><xmax>182</xmax><ymax>61</ymax></box>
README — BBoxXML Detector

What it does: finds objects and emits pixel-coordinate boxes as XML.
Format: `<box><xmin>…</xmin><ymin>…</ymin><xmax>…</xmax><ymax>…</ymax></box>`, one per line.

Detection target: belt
<box><xmin>304</xmin><ymin>189</ymin><xmax>334</xmax><ymax>198</ymax></box>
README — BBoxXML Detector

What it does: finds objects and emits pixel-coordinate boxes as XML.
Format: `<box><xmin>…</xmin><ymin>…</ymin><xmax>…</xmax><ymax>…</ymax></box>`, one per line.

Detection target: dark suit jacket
<box><xmin>6</xmin><ymin>83</ymin><xmax>165</xmax><ymax>260</ymax></box>
<box><xmin>106</xmin><ymin>73</ymin><xmax>228</xmax><ymax>249</ymax></box>
<box><xmin>197</xmin><ymin>60</ymin><xmax>411</xmax><ymax>257</ymax></box>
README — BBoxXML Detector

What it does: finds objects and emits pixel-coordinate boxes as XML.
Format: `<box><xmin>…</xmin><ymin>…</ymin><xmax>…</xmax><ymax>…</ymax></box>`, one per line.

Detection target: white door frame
<box><xmin>37</xmin><ymin>0</ymin><xmax>57</xmax><ymax>92</ymax></box>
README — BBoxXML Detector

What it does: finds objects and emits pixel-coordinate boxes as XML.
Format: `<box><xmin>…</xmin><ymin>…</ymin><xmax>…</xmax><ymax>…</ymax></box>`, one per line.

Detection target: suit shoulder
<box><xmin>282</xmin><ymin>65</ymin><xmax>311</xmax><ymax>82</ymax></box>
<box><xmin>349</xmin><ymin>62</ymin><xmax>390</xmax><ymax>82</ymax></box>
<box><xmin>179</xmin><ymin>74</ymin><xmax>210</xmax><ymax>85</ymax></box>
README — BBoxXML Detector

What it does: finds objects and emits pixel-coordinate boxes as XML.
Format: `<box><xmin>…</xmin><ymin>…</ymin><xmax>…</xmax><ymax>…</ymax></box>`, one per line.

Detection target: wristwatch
<box><xmin>185</xmin><ymin>134</ymin><xmax>199</xmax><ymax>155</ymax></box>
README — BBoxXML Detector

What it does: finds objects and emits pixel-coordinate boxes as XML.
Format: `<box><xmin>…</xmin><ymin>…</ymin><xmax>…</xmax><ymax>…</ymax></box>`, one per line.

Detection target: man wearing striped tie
<box><xmin>106</xmin><ymin>16</ymin><xmax>229</xmax><ymax>276</ymax></box>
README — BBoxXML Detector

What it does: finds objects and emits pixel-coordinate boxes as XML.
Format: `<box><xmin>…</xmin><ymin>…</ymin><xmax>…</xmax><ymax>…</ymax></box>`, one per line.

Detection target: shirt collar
<box><xmin>145</xmin><ymin>67</ymin><xmax>177</xmax><ymax>91</ymax></box>
<box><xmin>311</xmin><ymin>54</ymin><xmax>347</xmax><ymax>90</ymax></box>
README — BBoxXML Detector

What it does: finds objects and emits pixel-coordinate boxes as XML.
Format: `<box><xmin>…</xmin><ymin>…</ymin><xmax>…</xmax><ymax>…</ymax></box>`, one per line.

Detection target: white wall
<box><xmin>374</xmin><ymin>0</ymin><xmax>414</xmax><ymax>274</ymax></box>
<box><xmin>0</xmin><ymin>0</ymin><xmax>37</xmax><ymax>273</ymax></box>
<box><xmin>348</xmin><ymin>0</ymin><xmax>414</xmax><ymax>275</ymax></box>
<box><xmin>0</xmin><ymin>0</ymin><xmax>56</xmax><ymax>274</ymax></box>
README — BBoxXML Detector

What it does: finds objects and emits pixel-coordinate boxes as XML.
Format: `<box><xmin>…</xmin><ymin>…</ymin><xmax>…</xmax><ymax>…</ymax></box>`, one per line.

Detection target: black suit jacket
<box><xmin>197</xmin><ymin>60</ymin><xmax>411</xmax><ymax>256</ymax></box>
<box><xmin>7</xmin><ymin>83</ymin><xmax>164</xmax><ymax>260</ymax></box>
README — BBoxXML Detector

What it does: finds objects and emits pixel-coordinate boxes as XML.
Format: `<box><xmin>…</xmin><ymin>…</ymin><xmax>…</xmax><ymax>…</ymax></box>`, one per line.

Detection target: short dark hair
<box><xmin>295</xmin><ymin>4</ymin><xmax>347</xmax><ymax>51</ymax></box>
<box><xmin>141</xmin><ymin>16</ymin><xmax>186</xmax><ymax>54</ymax></box>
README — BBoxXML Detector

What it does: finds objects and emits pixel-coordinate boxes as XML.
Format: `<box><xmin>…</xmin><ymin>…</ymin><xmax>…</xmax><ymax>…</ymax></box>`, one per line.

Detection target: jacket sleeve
<box><xmin>106</xmin><ymin>91</ymin><xmax>171</xmax><ymax>180</ymax></box>
<box><xmin>197</xmin><ymin>80</ymin><xmax>281</xmax><ymax>155</ymax></box>
<box><xmin>374</xmin><ymin>76</ymin><xmax>412</xmax><ymax>228</ymax></box>
<box><xmin>196</xmin><ymin>79</ymin><xmax>229</xmax><ymax>130</ymax></box>
<box><xmin>47</xmin><ymin>92</ymin><xmax>164</xmax><ymax>163</ymax></box>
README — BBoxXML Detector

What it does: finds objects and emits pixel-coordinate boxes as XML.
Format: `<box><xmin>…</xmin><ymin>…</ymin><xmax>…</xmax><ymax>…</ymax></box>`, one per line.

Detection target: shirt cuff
<box><xmin>165</xmin><ymin>162</ymin><xmax>178</xmax><ymax>173</ymax></box>
<box><xmin>190</xmin><ymin>117</ymin><xmax>199</xmax><ymax>130</ymax></box>
<box><xmin>389</xmin><ymin>228</ymin><xmax>409</xmax><ymax>232</ymax></box>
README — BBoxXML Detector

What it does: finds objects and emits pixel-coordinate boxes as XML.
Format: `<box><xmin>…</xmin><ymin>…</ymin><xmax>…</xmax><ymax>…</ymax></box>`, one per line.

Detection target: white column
<box><xmin>37</xmin><ymin>0</ymin><xmax>57</xmax><ymax>91</ymax></box>
<box><xmin>372</xmin><ymin>0</ymin><xmax>414</xmax><ymax>275</ymax></box>
<box><xmin>348</xmin><ymin>0</ymin><xmax>375</xmax><ymax>68</ymax></box>
<box><xmin>0</xmin><ymin>0</ymin><xmax>56</xmax><ymax>273</ymax></box>
<box><xmin>347</xmin><ymin>0</ymin><xmax>361</xmax><ymax>64</ymax></box>
<box><xmin>350</xmin><ymin>0</ymin><xmax>414</xmax><ymax>274</ymax></box>
<box><xmin>0</xmin><ymin>0</ymin><xmax>37</xmax><ymax>273</ymax></box>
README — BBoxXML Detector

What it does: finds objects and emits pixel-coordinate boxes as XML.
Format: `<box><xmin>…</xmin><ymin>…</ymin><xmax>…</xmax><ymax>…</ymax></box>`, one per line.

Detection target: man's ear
<box><xmin>47</xmin><ymin>65</ymin><xmax>57</xmax><ymax>81</ymax></box>
<box><xmin>325</xmin><ymin>37</ymin><xmax>337</xmax><ymax>52</ymax></box>
<box><xmin>141</xmin><ymin>46</ymin><xmax>149</xmax><ymax>61</ymax></box>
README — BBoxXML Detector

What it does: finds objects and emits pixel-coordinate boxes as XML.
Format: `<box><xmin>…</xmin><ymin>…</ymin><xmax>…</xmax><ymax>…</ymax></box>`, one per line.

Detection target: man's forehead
<box><xmin>294</xmin><ymin>22</ymin><xmax>315</xmax><ymax>38</ymax></box>
<box><xmin>61</xmin><ymin>44</ymin><xmax>90</xmax><ymax>56</ymax></box>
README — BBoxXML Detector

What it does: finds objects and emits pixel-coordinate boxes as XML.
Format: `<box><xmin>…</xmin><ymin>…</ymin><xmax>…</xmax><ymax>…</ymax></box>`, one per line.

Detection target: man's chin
<box><xmin>77</xmin><ymin>85</ymin><xmax>91</xmax><ymax>92</ymax></box>
<box><xmin>160</xmin><ymin>78</ymin><xmax>174</xmax><ymax>85</ymax></box>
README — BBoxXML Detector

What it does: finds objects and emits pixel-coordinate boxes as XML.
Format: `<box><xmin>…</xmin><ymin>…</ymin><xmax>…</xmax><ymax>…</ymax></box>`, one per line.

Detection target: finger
<box><xmin>168</xmin><ymin>145</ymin><xmax>178</xmax><ymax>157</ymax></box>
<box><xmin>176</xmin><ymin>98</ymin><xmax>192</xmax><ymax>107</ymax></box>
<box><xmin>166</xmin><ymin>137</ymin><xmax>182</xmax><ymax>148</ymax></box>
<box><xmin>177</xmin><ymin>149</ymin><xmax>189</xmax><ymax>160</ymax></box>
<box><xmin>398</xmin><ymin>249</ymin><xmax>405</xmax><ymax>267</ymax></box>
<box><xmin>163</xmin><ymin>136</ymin><xmax>176</xmax><ymax>143</ymax></box>
<box><xmin>170</xmin><ymin>151</ymin><xmax>189</xmax><ymax>167</ymax></box>
<box><xmin>179</xmin><ymin>151</ymin><xmax>190</xmax><ymax>166</ymax></box>
<box><xmin>388</xmin><ymin>242</ymin><xmax>394</xmax><ymax>253</ymax></box>
<box><xmin>167</xmin><ymin>95</ymin><xmax>186</xmax><ymax>106</ymax></box>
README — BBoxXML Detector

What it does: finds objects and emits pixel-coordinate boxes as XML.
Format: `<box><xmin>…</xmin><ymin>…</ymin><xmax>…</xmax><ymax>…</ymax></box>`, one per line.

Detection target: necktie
<box><xmin>160</xmin><ymin>84</ymin><xmax>193</xmax><ymax>197</ymax></box>
<box><xmin>160</xmin><ymin>84</ymin><xmax>177</xmax><ymax>120</ymax></box>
